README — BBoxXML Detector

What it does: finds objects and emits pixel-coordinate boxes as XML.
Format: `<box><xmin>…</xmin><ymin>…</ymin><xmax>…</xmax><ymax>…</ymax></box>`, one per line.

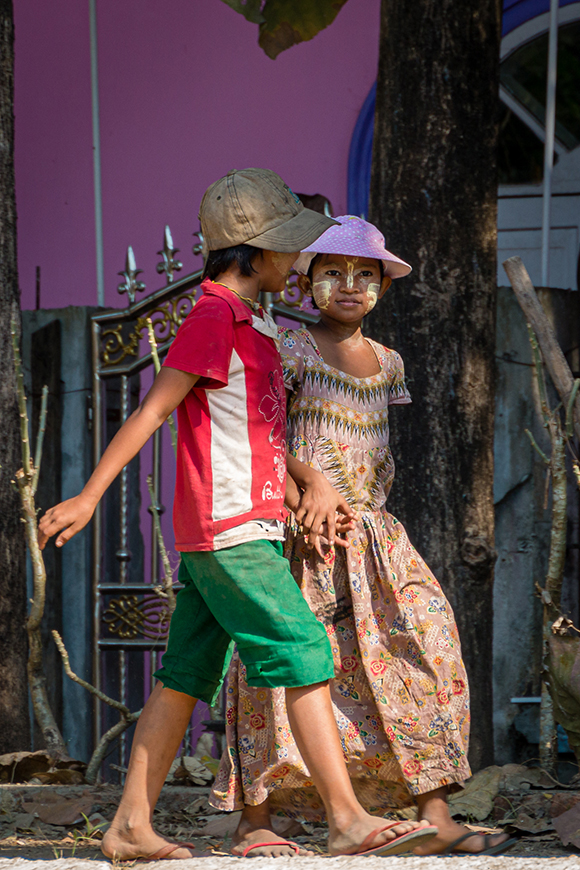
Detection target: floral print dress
<box><xmin>210</xmin><ymin>328</ymin><xmax>471</xmax><ymax>818</ymax></box>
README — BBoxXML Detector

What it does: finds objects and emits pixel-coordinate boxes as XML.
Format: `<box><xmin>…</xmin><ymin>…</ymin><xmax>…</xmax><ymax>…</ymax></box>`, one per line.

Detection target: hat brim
<box><xmin>244</xmin><ymin>209</ymin><xmax>338</xmax><ymax>253</ymax></box>
<box><xmin>293</xmin><ymin>250</ymin><xmax>411</xmax><ymax>279</ymax></box>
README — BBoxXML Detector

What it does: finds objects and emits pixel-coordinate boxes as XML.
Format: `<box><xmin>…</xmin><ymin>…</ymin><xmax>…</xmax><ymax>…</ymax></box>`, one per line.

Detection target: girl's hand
<box><xmin>38</xmin><ymin>492</ymin><xmax>98</xmax><ymax>549</ymax></box>
<box><xmin>294</xmin><ymin>470</ymin><xmax>357</xmax><ymax>554</ymax></box>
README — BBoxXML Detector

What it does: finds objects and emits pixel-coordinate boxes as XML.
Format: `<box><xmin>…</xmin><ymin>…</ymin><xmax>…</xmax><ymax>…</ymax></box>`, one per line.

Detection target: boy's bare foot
<box><xmin>101</xmin><ymin>821</ymin><xmax>198</xmax><ymax>861</ymax></box>
<box><xmin>414</xmin><ymin>787</ymin><xmax>511</xmax><ymax>855</ymax></box>
<box><xmin>232</xmin><ymin>802</ymin><xmax>313</xmax><ymax>857</ymax></box>
<box><xmin>328</xmin><ymin>814</ymin><xmax>434</xmax><ymax>856</ymax></box>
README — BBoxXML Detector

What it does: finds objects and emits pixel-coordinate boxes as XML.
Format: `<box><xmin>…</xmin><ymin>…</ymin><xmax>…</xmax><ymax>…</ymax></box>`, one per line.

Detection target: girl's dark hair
<box><xmin>306</xmin><ymin>254</ymin><xmax>384</xmax><ymax>309</ymax></box>
<box><xmin>204</xmin><ymin>244</ymin><xmax>262</xmax><ymax>280</ymax></box>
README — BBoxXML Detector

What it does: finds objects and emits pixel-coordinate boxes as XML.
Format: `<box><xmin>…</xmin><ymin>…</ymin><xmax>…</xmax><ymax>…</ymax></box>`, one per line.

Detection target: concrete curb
<box><xmin>2</xmin><ymin>858</ymin><xmax>580</xmax><ymax>869</ymax></box>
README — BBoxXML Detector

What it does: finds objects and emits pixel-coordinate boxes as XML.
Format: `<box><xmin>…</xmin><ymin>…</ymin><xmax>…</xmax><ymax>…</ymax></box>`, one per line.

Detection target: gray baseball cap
<box><xmin>199</xmin><ymin>168</ymin><xmax>337</xmax><ymax>254</ymax></box>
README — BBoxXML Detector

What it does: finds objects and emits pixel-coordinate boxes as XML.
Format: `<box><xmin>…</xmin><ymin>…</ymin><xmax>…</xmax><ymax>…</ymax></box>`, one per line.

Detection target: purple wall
<box><xmin>15</xmin><ymin>0</ymin><xmax>380</xmax><ymax>311</ymax></box>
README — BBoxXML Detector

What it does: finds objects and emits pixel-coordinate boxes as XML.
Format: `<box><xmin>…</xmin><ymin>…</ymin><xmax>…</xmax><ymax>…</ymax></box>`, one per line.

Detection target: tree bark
<box><xmin>368</xmin><ymin>0</ymin><xmax>501</xmax><ymax>770</ymax></box>
<box><xmin>0</xmin><ymin>0</ymin><xmax>29</xmax><ymax>752</ymax></box>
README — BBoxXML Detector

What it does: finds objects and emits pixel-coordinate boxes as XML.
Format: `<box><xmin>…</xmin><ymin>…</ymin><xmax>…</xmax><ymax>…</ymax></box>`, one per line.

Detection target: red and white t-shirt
<box><xmin>163</xmin><ymin>280</ymin><xmax>287</xmax><ymax>551</ymax></box>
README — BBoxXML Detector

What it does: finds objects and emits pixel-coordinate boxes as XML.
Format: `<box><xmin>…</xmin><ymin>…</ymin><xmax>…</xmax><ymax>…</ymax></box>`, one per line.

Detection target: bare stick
<box><xmin>52</xmin><ymin>630</ymin><xmax>132</xmax><ymax>715</ymax></box>
<box><xmin>146</xmin><ymin>318</ymin><xmax>177</xmax><ymax>456</ymax></box>
<box><xmin>503</xmin><ymin>256</ymin><xmax>580</xmax><ymax>439</ymax></box>
<box><xmin>525</xmin><ymin>428</ymin><xmax>549</xmax><ymax>465</ymax></box>
<box><xmin>527</xmin><ymin>323</ymin><xmax>567</xmax><ymax>774</ymax></box>
<box><xmin>147</xmin><ymin>474</ymin><xmax>176</xmax><ymax>615</ymax></box>
<box><xmin>32</xmin><ymin>385</ymin><xmax>49</xmax><ymax>495</ymax></box>
<box><xmin>52</xmin><ymin>630</ymin><xmax>141</xmax><ymax>783</ymax></box>
<box><xmin>11</xmin><ymin>322</ymin><xmax>66</xmax><ymax>757</ymax></box>
<box><xmin>16</xmin><ymin>464</ymin><xmax>66</xmax><ymax>756</ymax></box>
<box><xmin>85</xmin><ymin>711</ymin><xmax>141</xmax><ymax>785</ymax></box>
<box><xmin>11</xmin><ymin>314</ymin><xmax>32</xmax><ymax>478</ymax></box>
<box><xmin>566</xmin><ymin>379</ymin><xmax>580</xmax><ymax>440</ymax></box>
<box><xmin>528</xmin><ymin>327</ymin><xmax>551</xmax><ymax>425</ymax></box>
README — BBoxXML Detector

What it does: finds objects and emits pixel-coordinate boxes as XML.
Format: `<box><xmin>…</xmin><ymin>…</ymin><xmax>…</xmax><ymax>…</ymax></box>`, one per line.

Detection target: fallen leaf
<box><xmin>165</xmin><ymin>757</ymin><xmax>213</xmax><ymax>786</ymax></box>
<box><xmin>30</xmin><ymin>770</ymin><xmax>85</xmax><ymax>785</ymax></box>
<box><xmin>0</xmin><ymin>749</ymin><xmax>86</xmax><ymax>784</ymax></box>
<box><xmin>510</xmin><ymin>792</ymin><xmax>554</xmax><ymax>833</ymax></box>
<box><xmin>448</xmin><ymin>765</ymin><xmax>503</xmax><ymax>820</ymax></box>
<box><xmin>21</xmin><ymin>792</ymin><xmax>93</xmax><ymax>826</ymax></box>
<box><xmin>551</xmin><ymin>793</ymin><xmax>580</xmax><ymax>818</ymax></box>
<box><xmin>13</xmin><ymin>813</ymin><xmax>38</xmax><ymax>832</ymax></box>
<box><xmin>553</xmin><ymin>801</ymin><xmax>580</xmax><ymax>848</ymax></box>
<box><xmin>511</xmin><ymin>812</ymin><xmax>554</xmax><ymax>834</ymax></box>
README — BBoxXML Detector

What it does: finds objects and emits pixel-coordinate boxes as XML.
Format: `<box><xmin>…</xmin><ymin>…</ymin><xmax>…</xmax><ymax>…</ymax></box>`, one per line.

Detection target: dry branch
<box><xmin>526</xmin><ymin>325</ymin><xmax>570</xmax><ymax>772</ymax></box>
<box><xmin>503</xmin><ymin>256</ymin><xmax>580</xmax><ymax>440</ymax></box>
<box><xmin>52</xmin><ymin>630</ymin><xmax>141</xmax><ymax>784</ymax></box>
<box><xmin>11</xmin><ymin>316</ymin><xmax>66</xmax><ymax>757</ymax></box>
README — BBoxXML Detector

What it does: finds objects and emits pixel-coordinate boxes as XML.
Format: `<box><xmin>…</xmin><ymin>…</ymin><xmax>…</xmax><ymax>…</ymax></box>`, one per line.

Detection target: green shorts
<box><xmin>154</xmin><ymin>539</ymin><xmax>334</xmax><ymax>704</ymax></box>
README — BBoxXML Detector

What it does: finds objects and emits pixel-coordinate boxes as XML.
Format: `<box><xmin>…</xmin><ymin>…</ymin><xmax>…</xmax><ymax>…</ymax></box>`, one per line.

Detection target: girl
<box><xmin>211</xmin><ymin>216</ymin><xmax>511</xmax><ymax>857</ymax></box>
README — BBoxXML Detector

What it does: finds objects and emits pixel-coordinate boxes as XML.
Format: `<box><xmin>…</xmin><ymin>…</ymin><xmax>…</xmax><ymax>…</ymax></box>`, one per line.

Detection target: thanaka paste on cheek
<box><xmin>365</xmin><ymin>283</ymin><xmax>380</xmax><ymax>313</ymax></box>
<box><xmin>271</xmin><ymin>252</ymin><xmax>293</xmax><ymax>276</ymax></box>
<box><xmin>312</xmin><ymin>280</ymin><xmax>333</xmax><ymax>310</ymax></box>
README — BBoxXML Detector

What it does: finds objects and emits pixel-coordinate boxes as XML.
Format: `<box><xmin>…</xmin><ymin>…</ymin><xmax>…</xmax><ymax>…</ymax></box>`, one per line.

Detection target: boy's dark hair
<box><xmin>306</xmin><ymin>254</ymin><xmax>384</xmax><ymax>309</ymax></box>
<box><xmin>203</xmin><ymin>244</ymin><xmax>262</xmax><ymax>280</ymax></box>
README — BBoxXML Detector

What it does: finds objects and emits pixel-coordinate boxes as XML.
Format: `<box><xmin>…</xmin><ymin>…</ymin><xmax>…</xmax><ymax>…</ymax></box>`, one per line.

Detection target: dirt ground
<box><xmin>1</xmin><ymin>777</ymin><xmax>579</xmax><ymax>862</ymax></box>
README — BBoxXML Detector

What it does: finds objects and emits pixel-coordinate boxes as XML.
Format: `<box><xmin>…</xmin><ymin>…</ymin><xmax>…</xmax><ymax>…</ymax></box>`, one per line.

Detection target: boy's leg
<box><xmin>102</xmin><ymin>684</ymin><xmax>198</xmax><ymax>860</ymax></box>
<box><xmin>103</xmin><ymin>558</ymin><xmax>234</xmax><ymax>861</ymax></box>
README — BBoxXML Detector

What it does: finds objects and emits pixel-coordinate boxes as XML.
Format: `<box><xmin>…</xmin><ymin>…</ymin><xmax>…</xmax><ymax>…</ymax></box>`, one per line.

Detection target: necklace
<box><xmin>212</xmin><ymin>281</ymin><xmax>260</xmax><ymax>311</ymax></box>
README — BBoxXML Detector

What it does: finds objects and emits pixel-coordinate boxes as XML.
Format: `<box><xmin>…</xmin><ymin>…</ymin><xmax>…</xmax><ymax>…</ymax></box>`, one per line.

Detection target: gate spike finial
<box><xmin>156</xmin><ymin>225</ymin><xmax>183</xmax><ymax>285</ymax></box>
<box><xmin>117</xmin><ymin>246</ymin><xmax>146</xmax><ymax>306</ymax></box>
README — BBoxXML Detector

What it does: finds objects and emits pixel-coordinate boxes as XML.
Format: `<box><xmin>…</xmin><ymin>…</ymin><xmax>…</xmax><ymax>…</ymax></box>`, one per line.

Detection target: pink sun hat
<box><xmin>293</xmin><ymin>215</ymin><xmax>412</xmax><ymax>279</ymax></box>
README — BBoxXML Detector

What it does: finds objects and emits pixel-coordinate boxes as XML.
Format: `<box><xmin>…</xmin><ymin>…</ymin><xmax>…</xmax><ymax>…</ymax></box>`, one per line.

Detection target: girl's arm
<box><xmin>286</xmin><ymin>452</ymin><xmax>357</xmax><ymax>550</ymax></box>
<box><xmin>38</xmin><ymin>367</ymin><xmax>199</xmax><ymax>549</ymax></box>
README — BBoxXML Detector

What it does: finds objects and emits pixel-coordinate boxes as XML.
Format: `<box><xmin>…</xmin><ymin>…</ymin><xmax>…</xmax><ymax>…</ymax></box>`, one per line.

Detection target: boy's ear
<box><xmin>379</xmin><ymin>275</ymin><xmax>392</xmax><ymax>299</ymax></box>
<box><xmin>297</xmin><ymin>274</ymin><xmax>312</xmax><ymax>296</ymax></box>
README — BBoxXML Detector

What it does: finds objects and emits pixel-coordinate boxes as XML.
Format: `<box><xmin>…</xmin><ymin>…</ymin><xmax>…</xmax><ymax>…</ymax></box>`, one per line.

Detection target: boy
<box><xmin>39</xmin><ymin>168</ymin><xmax>435</xmax><ymax>860</ymax></box>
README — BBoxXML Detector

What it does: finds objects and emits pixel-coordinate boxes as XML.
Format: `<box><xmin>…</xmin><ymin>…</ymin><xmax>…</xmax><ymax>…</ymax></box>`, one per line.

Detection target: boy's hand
<box><xmin>294</xmin><ymin>469</ymin><xmax>357</xmax><ymax>555</ymax></box>
<box><xmin>38</xmin><ymin>493</ymin><xmax>98</xmax><ymax>549</ymax></box>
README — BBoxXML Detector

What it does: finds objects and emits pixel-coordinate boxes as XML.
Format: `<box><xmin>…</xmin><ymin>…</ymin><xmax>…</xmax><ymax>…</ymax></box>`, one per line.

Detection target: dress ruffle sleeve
<box><xmin>386</xmin><ymin>350</ymin><xmax>412</xmax><ymax>406</ymax></box>
<box><xmin>278</xmin><ymin>327</ymin><xmax>305</xmax><ymax>392</ymax></box>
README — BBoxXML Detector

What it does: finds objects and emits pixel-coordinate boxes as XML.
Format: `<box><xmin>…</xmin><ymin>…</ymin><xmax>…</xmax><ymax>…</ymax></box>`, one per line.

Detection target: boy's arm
<box><xmin>38</xmin><ymin>367</ymin><xmax>199</xmax><ymax>549</ymax></box>
<box><xmin>286</xmin><ymin>452</ymin><xmax>357</xmax><ymax>549</ymax></box>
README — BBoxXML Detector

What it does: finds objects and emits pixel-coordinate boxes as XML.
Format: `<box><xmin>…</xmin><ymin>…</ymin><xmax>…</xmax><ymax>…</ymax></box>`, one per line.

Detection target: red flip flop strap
<box><xmin>357</xmin><ymin>824</ymin><xmax>401</xmax><ymax>854</ymax></box>
<box><xmin>145</xmin><ymin>841</ymin><xmax>196</xmax><ymax>861</ymax></box>
<box><xmin>241</xmin><ymin>841</ymin><xmax>300</xmax><ymax>857</ymax></box>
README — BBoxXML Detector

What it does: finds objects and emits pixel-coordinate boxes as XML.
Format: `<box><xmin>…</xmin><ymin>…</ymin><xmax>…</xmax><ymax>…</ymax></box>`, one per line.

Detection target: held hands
<box><xmin>38</xmin><ymin>492</ymin><xmax>99</xmax><ymax>550</ymax></box>
<box><xmin>286</xmin><ymin>465</ymin><xmax>357</xmax><ymax>556</ymax></box>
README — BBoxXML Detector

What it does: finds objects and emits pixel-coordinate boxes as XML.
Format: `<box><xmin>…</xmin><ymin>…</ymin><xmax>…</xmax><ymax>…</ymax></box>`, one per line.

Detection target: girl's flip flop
<box><xmin>443</xmin><ymin>832</ymin><xmax>517</xmax><ymax>856</ymax></box>
<box><xmin>352</xmin><ymin>822</ymin><xmax>439</xmax><ymax>857</ymax></box>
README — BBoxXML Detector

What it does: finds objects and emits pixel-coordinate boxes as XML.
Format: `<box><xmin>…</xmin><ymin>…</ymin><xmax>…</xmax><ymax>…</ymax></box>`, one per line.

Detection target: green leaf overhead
<box><xmin>220</xmin><ymin>0</ymin><xmax>351</xmax><ymax>59</ymax></box>
<box><xmin>220</xmin><ymin>0</ymin><xmax>264</xmax><ymax>25</ymax></box>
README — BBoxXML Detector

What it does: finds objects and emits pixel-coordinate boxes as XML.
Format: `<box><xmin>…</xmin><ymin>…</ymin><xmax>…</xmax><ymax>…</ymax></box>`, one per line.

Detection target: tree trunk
<box><xmin>368</xmin><ymin>0</ymin><xmax>500</xmax><ymax>770</ymax></box>
<box><xmin>0</xmin><ymin>0</ymin><xmax>29</xmax><ymax>753</ymax></box>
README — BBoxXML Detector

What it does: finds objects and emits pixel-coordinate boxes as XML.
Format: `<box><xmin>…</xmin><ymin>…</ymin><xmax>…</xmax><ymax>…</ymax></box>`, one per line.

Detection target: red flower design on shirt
<box><xmin>258</xmin><ymin>370</ymin><xmax>286</xmax><ymax>449</ymax></box>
